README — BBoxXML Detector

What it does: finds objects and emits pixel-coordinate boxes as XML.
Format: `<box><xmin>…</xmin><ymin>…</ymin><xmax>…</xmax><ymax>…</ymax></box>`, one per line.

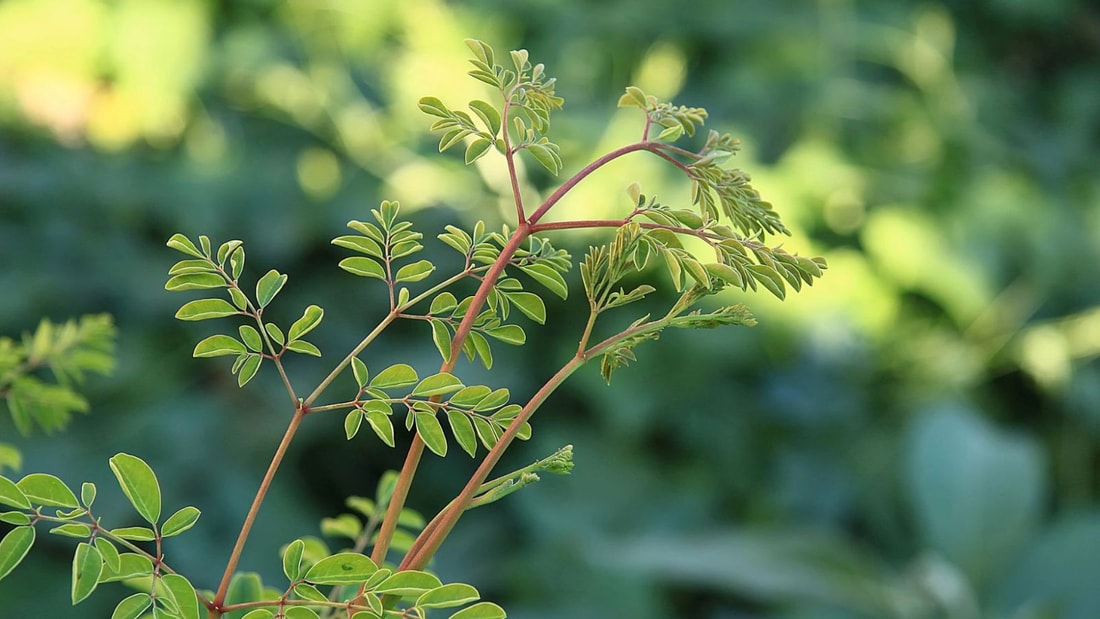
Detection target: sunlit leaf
<box><xmin>339</xmin><ymin>257</ymin><xmax>386</xmax><ymax>280</ymax></box>
<box><xmin>288</xmin><ymin>305</ymin><xmax>324</xmax><ymax>341</ymax></box>
<box><xmin>193</xmin><ymin>335</ymin><xmax>246</xmax><ymax>358</ymax></box>
<box><xmin>109</xmin><ymin>453</ymin><xmax>161</xmax><ymax>524</ymax></box>
<box><xmin>255</xmin><ymin>270</ymin><xmax>288</xmax><ymax>308</ymax></box>
<box><xmin>370</xmin><ymin>364</ymin><xmax>418</xmax><ymax>389</ymax></box>
<box><xmin>394</xmin><ymin>260</ymin><xmax>435</xmax><ymax>283</ymax></box>
<box><xmin>165</xmin><ymin>273</ymin><xmax>225</xmax><ymax>291</ymax></box>
<box><xmin>411</xmin><ymin>373</ymin><xmax>464</xmax><ymax>398</ymax></box>
<box><xmin>17</xmin><ymin>473</ymin><xmax>78</xmax><ymax>508</ymax></box>
<box><xmin>166</xmin><ymin>234</ymin><xmax>204</xmax><ymax>258</ymax></box>
<box><xmin>175</xmin><ymin>299</ymin><xmax>240</xmax><ymax>321</ymax></box>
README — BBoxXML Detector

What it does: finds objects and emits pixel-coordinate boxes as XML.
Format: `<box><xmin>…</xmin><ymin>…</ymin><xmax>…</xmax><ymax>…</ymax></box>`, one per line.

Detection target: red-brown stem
<box><xmin>399</xmin><ymin>353</ymin><xmax>586</xmax><ymax>570</ymax></box>
<box><xmin>501</xmin><ymin>99</ymin><xmax>526</xmax><ymax>222</ymax></box>
<box><xmin>526</xmin><ymin>142</ymin><xmax>652</xmax><ymax>224</ymax></box>
<box><xmin>210</xmin><ymin>405</ymin><xmax>307</xmax><ymax>615</ymax></box>
<box><xmin>367</xmin><ymin>225</ymin><xmax>533</xmax><ymax>567</ymax></box>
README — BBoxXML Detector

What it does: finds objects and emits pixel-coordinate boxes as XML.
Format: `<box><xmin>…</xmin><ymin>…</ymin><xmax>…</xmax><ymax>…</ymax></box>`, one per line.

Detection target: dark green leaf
<box><xmin>288</xmin><ymin>305</ymin><xmax>324</xmax><ymax>341</ymax></box>
<box><xmin>110</xmin><ymin>592</ymin><xmax>152</xmax><ymax>619</ymax></box>
<box><xmin>370</xmin><ymin>364</ymin><xmax>418</xmax><ymax>389</ymax></box>
<box><xmin>255</xmin><ymin>269</ymin><xmax>287</xmax><ymax>308</ymax></box>
<box><xmin>448</xmin><ymin>602</ymin><xmax>507</xmax><ymax>619</ymax></box>
<box><xmin>394</xmin><ymin>260</ymin><xmax>435</xmax><ymax>283</ymax></box>
<box><xmin>365</xmin><ymin>409</ymin><xmax>395</xmax><ymax>447</ymax></box>
<box><xmin>193</xmin><ymin>335</ymin><xmax>246</xmax><ymax>358</ymax></box>
<box><xmin>71</xmin><ymin>542</ymin><xmax>102</xmax><ymax>604</ymax></box>
<box><xmin>484</xmin><ymin>325</ymin><xmax>525</xmax><ymax>345</ymax></box>
<box><xmin>175</xmin><ymin>299</ymin><xmax>240</xmax><ymax>321</ymax></box>
<box><xmin>283</xmin><ymin>539</ymin><xmax>305</xmax><ymax>582</ymax></box>
<box><xmin>304</xmin><ymin>552</ymin><xmax>378</xmax><ymax>585</ymax></box>
<box><xmin>411</xmin><ymin>373</ymin><xmax>464</xmax><ymax>397</ymax></box>
<box><xmin>49</xmin><ymin>523</ymin><xmax>91</xmax><ymax>538</ymax></box>
<box><xmin>0</xmin><ymin>526</ymin><xmax>34</xmax><ymax>582</ymax></box>
<box><xmin>238</xmin><ymin>325</ymin><xmax>263</xmax><ymax>352</ymax></box>
<box><xmin>17</xmin><ymin>473</ymin><xmax>78</xmax><ymax>508</ymax></box>
<box><xmin>417</xmin><ymin>583</ymin><xmax>480</xmax><ymax>609</ymax></box>
<box><xmin>166</xmin><ymin>234</ymin><xmax>204</xmax><ymax>258</ymax></box>
<box><xmin>160</xmin><ymin>573</ymin><xmax>202</xmax><ymax>619</ymax></box>
<box><xmin>505</xmin><ymin>291</ymin><xmax>546</xmax><ymax>324</ymax></box>
<box><xmin>95</xmin><ymin>537</ymin><xmax>120</xmax><ymax>573</ymax></box>
<box><xmin>465</xmin><ymin>138</ymin><xmax>492</xmax><ymax>165</ymax></box>
<box><xmin>332</xmin><ymin>235</ymin><xmax>384</xmax><ymax>258</ymax></box>
<box><xmin>0</xmin><ymin>476</ymin><xmax>30</xmax><ymax>509</ymax></box>
<box><xmin>518</xmin><ymin>263</ymin><xmax>568</xmax><ymax>299</ymax></box>
<box><xmin>109</xmin><ymin>453</ymin><xmax>161</xmax><ymax>524</ymax></box>
<box><xmin>286</xmin><ymin>340</ymin><xmax>321</xmax><ymax>356</ymax></box>
<box><xmin>339</xmin><ymin>257</ymin><xmax>386</xmax><ymax>280</ymax></box>
<box><xmin>345</xmin><ymin>410</ymin><xmax>363</xmax><ymax>440</ymax></box>
<box><xmin>373</xmin><ymin>570</ymin><xmax>442</xmax><ymax>597</ymax></box>
<box><xmin>447</xmin><ymin>411</ymin><xmax>477</xmax><ymax>457</ymax></box>
<box><xmin>430</xmin><ymin>319</ymin><xmax>453</xmax><ymax>363</ymax></box>
<box><xmin>162</xmin><ymin>506</ymin><xmax>201</xmax><ymax>537</ymax></box>
<box><xmin>415</xmin><ymin>411</ymin><xmax>448</xmax><ymax>457</ymax></box>
<box><xmin>165</xmin><ymin>273</ymin><xmax>226</xmax><ymax>291</ymax></box>
<box><xmin>237</xmin><ymin>353</ymin><xmax>263</xmax><ymax>387</ymax></box>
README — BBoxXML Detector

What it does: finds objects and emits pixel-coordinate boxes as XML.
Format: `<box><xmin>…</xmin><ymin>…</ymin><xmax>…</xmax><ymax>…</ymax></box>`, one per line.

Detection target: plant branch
<box><xmin>526</xmin><ymin>142</ymin><xmax>652</xmax><ymax>224</ymax></box>
<box><xmin>211</xmin><ymin>404</ymin><xmax>308</xmax><ymax>611</ymax></box>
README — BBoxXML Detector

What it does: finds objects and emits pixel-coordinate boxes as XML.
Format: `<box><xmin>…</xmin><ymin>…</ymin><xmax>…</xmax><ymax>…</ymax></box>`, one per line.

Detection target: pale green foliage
<box><xmin>0</xmin><ymin>39</ymin><xmax>824</xmax><ymax>618</ymax></box>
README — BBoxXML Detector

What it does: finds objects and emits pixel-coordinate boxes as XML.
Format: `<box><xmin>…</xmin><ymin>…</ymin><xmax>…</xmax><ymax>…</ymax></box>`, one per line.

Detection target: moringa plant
<box><xmin>0</xmin><ymin>39</ymin><xmax>826</xmax><ymax>619</ymax></box>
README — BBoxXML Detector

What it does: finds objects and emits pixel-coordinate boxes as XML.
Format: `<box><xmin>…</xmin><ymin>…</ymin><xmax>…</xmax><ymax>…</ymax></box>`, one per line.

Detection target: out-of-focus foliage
<box><xmin>1</xmin><ymin>0</ymin><xmax>1098</xmax><ymax>617</ymax></box>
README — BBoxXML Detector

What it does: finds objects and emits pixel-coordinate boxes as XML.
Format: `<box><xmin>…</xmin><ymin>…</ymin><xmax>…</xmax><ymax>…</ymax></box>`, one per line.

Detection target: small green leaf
<box><xmin>304</xmin><ymin>552</ymin><xmax>378</xmax><ymax>585</ymax></box>
<box><xmin>464</xmin><ymin>138</ymin><xmax>492</xmax><ymax>165</ymax></box>
<box><xmin>345</xmin><ymin>411</ymin><xmax>363</xmax><ymax>440</ymax></box>
<box><xmin>95</xmin><ymin>537</ymin><xmax>120</xmax><ymax>573</ymax></box>
<box><xmin>0</xmin><ymin>526</ymin><xmax>34</xmax><ymax>582</ymax></box>
<box><xmin>239</xmin><ymin>325</ymin><xmax>263</xmax><ymax>352</ymax></box>
<box><xmin>285</xmin><ymin>607</ymin><xmax>320</xmax><ymax>619</ymax></box>
<box><xmin>469</xmin><ymin>331</ymin><xmax>493</xmax><ymax>370</ymax></box>
<box><xmin>373</xmin><ymin>570</ymin><xmax>443</xmax><ymax>597</ymax></box>
<box><xmin>193</xmin><ymin>335</ymin><xmax>247</xmax><ymax>358</ymax></box>
<box><xmin>237</xmin><ymin>353</ymin><xmax>263</xmax><ymax>387</ymax></box>
<box><xmin>332</xmin><ymin>235</ymin><xmax>384</xmax><ymax>258</ymax></box>
<box><xmin>474</xmin><ymin>417</ymin><xmax>501</xmax><ymax>449</ymax></box>
<box><xmin>161</xmin><ymin>506</ymin><xmax>201</xmax><ymax>537</ymax></box>
<box><xmin>80</xmin><ymin>482</ymin><xmax>96</xmax><ymax>508</ymax></box>
<box><xmin>283</xmin><ymin>539</ymin><xmax>305</xmax><ymax>582</ymax></box>
<box><xmin>229</xmin><ymin>287</ymin><xmax>250</xmax><ymax>310</ymax></box>
<box><xmin>0</xmin><ymin>512</ymin><xmax>31</xmax><ymax>525</ymax></box>
<box><xmin>418</xmin><ymin>96</ymin><xmax>451</xmax><ymax>118</ymax></box>
<box><xmin>110</xmin><ymin>526</ymin><xmax>156</xmax><ymax>541</ymax></box>
<box><xmin>447</xmin><ymin>411</ymin><xmax>477</xmax><ymax>458</ymax></box>
<box><xmin>293</xmin><ymin>582</ymin><xmax>327</xmax><ymax>602</ymax></box>
<box><xmin>748</xmin><ymin>264</ymin><xmax>786</xmax><ymax>299</ymax></box>
<box><xmin>518</xmin><ymin>263</ymin><xmax>568</xmax><ymax>299</ymax></box>
<box><xmin>449</xmin><ymin>386</ymin><xmax>492</xmax><ymax>407</ymax></box>
<box><xmin>168</xmin><ymin>259</ymin><xmax>214</xmax><ymax>275</ymax></box>
<box><xmin>320</xmin><ymin>514</ymin><xmax>362</xmax><ymax>540</ymax></box>
<box><xmin>448</xmin><ymin>601</ymin><xmax>507</xmax><ymax>619</ymax></box>
<box><xmin>175</xmin><ymin>299</ymin><xmax>240</xmax><ymax>321</ymax></box>
<box><xmin>506</xmin><ymin>291</ymin><xmax>546</xmax><ymax>324</ymax></box>
<box><xmin>365</xmin><ymin>409</ymin><xmax>395</xmax><ymax>447</ymax></box>
<box><xmin>430</xmin><ymin>319</ymin><xmax>453</xmax><ymax>363</ymax></box>
<box><xmin>351</xmin><ymin>357</ymin><xmax>369</xmax><ymax>388</ymax></box>
<box><xmin>255</xmin><ymin>270</ymin><xmax>288</xmax><ymax>308</ymax></box>
<box><xmin>484</xmin><ymin>325</ymin><xmax>526</xmax><ymax>346</ymax></box>
<box><xmin>339</xmin><ymin>257</ymin><xmax>387</xmax><ymax>280</ymax></box>
<box><xmin>286</xmin><ymin>340</ymin><xmax>322</xmax><ymax>357</ymax></box>
<box><xmin>411</xmin><ymin>373</ymin><xmax>464</xmax><ymax>398</ymax></box>
<box><xmin>99</xmin><ymin>552</ymin><xmax>152</xmax><ymax>582</ymax></box>
<box><xmin>526</xmin><ymin>143</ymin><xmax>561</xmax><ymax>175</ymax></box>
<box><xmin>469</xmin><ymin>100</ymin><xmax>501</xmax><ymax>136</ymax></box>
<box><xmin>109</xmin><ymin>453</ymin><xmax>161</xmax><ymax>525</ymax></box>
<box><xmin>473</xmin><ymin>389</ymin><xmax>510</xmax><ymax>412</ymax></box>
<box><xmin>418</xmin><ymin>583</ymin><xmax>480</xmax><ymax>609</ymax></box>
<box><xmin>111</xmin><ymin>592</ymin><xmax>152</xmax><ymax>619</ymax></box>
<box><xmin>415</xmin><ymin>411</ymin><xmax>448</xmax><ymax>457</ymax></box>
<box><xmin>161</xmin><ymin>573</ymin><xmax>202</xmax><ymax>619</ymax></box>
<box><xmin>165</xmin><ymin>273</ymin><xmax>226</xmax><ymax>291</ymax></box>
<box><xmin>370</xmin><ymin>364</ymin><xmax>418</xmax><ymax>389</ymax></box>
<box><xmin>265</xmin><ymin>322</ymin><xmax>285</xmax><ymax>345</ymax></box>
<box><xmin>50</xmin><ymin>523</ymin><xmax>92</xmax><ymax>538</ymax></box>
<box><xmin>288</xmin><ymin>305</ymin><xmax>324</xmax><ymax>341</ymax></box>
<box><xmin>17</xmin><ymin>473</ymin><xmax>79</xmax><ymax>508</ymax></box>
<box><xmin>230</xmin><ymin>246</ymin><xmax>246</xmax><ymax>280</ymax></box>
<box><xmin>71</xmin><ymin>542</ymin><xmax>102</xmax><ymax>604</ymax></box>
<box><xmin>0</xmin><ymin>476</ymin><xmax>30</xmax><ymax>509</ymax></box>
<box><xmin>166</xmin><ymin>234</ymin><xmax>204</xmax><ymax>258</ymax></box>
<box><xmin>240</xmin><ymin>611</ymin><xmax>274</xmax><ymax>619</ymax></box>
<box><xmin>394</xmin><ymin>260</ymin><xmax>435</xmax><ymax>283</ymax></box>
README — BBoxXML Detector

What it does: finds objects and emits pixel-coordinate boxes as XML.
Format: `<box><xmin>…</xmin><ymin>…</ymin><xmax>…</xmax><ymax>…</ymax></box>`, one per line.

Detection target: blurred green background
<box><xmin>2</xmin><ymin>0</ymin><xmax>1100</xmax><ymax>617</ymax></box>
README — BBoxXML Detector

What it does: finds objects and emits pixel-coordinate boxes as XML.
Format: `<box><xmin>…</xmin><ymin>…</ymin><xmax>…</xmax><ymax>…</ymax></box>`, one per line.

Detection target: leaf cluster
<box><xmin>0</xmin><ymin>315</ymin><xmax>116</xmax><ymax>448</ymax></box>
<box><xmin>167</xmin><ymin>233</ymin><xmax>326</xmax><ymax>387</ymax></box>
